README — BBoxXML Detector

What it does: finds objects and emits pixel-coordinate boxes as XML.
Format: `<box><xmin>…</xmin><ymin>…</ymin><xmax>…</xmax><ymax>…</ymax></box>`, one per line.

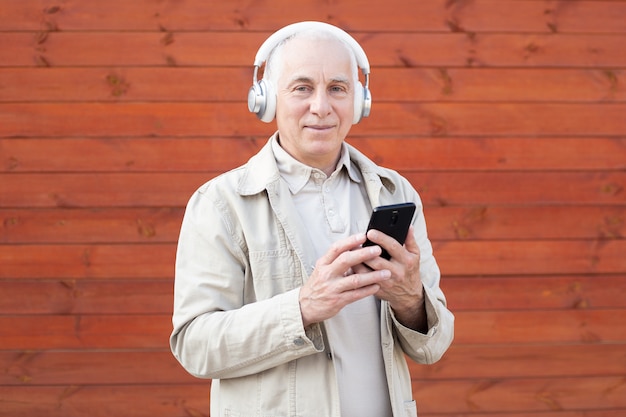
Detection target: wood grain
<box><xmin>3</xmin><ymin>137</ymin><xmax>625</xmax><ymax>172</ymax></box>
<box><xmin>1</xmin><ymin>68</ymin><xmax>624</xmax><ymax>102</ymax></box>
<box><xmin>1</xmin><ymin>1</ymin><xmax>625</xmax><ymax>416</ymax></box>
<box><xmin>2</xmin><ymin>0</ymin><xmax>626</xmax><ymax>33</ymax></box>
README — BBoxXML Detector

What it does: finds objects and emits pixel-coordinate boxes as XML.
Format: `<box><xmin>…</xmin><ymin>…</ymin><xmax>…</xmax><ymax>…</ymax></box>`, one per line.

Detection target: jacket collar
<box><xmin>237</xmin><ymin>132</ymin><xmax>397</xmax><ymax>204</ymax></box>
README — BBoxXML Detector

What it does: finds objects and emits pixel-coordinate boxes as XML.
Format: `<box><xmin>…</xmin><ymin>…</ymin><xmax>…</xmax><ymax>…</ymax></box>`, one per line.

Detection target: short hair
<box><xmin>262</xmin><ymin>29</ymin><xmax>359</xmax><ymax>93</ymax></box>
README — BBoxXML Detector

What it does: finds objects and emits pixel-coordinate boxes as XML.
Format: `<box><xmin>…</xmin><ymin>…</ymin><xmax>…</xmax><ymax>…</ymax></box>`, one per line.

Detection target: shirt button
<box><xmin>293</xmin><ymin>337</ymin><xmax>305</xmax><ymax>346</ymax></box>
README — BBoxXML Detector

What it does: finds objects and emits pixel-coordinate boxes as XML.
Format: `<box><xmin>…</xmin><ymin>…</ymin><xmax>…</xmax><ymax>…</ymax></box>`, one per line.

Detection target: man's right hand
<box><xmin>298</xmin><ymin>233</ymin><xmax>392</xmax><ymax>328</ymax></box>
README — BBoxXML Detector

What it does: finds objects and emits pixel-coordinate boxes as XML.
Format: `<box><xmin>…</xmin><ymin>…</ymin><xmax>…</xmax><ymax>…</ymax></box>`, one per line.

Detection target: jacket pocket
<box><xmin>404</xmin><ymin>399</ymin><xmax>418</xmax><ymax>417</ymax></box>
<box><xmin>249</xmin><ymin>249</ymin><xmax>301</xmax><ymax>299</ymax></box>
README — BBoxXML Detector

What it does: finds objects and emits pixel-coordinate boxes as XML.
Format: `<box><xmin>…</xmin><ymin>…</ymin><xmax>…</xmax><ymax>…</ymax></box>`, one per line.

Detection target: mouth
<box><xmin>305</xmin><ymin>124</ymin><xmax>334</xmax><ymax>131</ymax></box>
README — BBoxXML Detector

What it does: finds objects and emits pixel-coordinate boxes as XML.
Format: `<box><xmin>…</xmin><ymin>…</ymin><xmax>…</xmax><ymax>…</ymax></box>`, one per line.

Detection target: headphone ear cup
<box><xmin>353</xmin><ymin>82</ymin><xmax>372</xmax><ymax>124</ymax></box>
<box><xmin>260</xmin><ymin>79</ymin><xmax>276</xmax><ymax>123</ymax></box>
<box><xmin>353</xmin><ymin>82</ymin><xmax>364</xmax><ymax>124</ymax></box>
<box><xmin>247</xmin><ymin>79</ymin><xmax>276</xmax><ymax>123</ymax></box>
<box><xmin>362</xmin><ymin>86</ymin><xmax>372</xmax><ymax>120</ymax></box>
<box><xmin>247</xmin><ymin>82</ymin><xmax>265</xmax><ymax>117</ymax></box>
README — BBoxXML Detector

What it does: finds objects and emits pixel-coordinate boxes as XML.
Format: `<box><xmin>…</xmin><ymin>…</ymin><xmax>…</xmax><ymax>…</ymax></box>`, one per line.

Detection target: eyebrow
<box><xmin>287</xmin><ymin>75</ymin><xmax>351</xmax><ymax>86</ymax></box>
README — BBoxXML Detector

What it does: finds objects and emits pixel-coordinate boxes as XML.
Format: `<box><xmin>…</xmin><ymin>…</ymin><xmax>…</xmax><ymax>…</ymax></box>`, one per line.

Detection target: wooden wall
<box><xmin>1</xmin><ymin>1</ymin><xmax>625</xmax><ymax>416</ymax></box>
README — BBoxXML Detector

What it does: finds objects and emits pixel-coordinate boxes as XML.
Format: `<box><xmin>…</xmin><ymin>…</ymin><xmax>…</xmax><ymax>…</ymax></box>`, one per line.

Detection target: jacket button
<box><xmin>293</xmin><ymin>337</ymin><xmax>305</xmax><ymax>346</ymax></box>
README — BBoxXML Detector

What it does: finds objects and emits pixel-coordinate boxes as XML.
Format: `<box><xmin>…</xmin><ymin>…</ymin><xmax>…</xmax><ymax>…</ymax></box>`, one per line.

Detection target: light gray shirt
<box><xmin>272</xmin><ymin>137</ymin><xmax>393</xmax><ymax>417</ymax></box>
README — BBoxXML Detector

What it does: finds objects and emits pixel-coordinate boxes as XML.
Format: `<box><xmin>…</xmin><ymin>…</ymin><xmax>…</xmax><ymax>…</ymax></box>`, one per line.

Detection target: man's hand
<box><xmin>357</xmin><ymin>226</ymin><xmax>427</xmax><ymax>332</ymax></box>
<box><xmin>299</xmin><ymin>233</ymin><xmax>392</xmax><ymax>328</ymax></box>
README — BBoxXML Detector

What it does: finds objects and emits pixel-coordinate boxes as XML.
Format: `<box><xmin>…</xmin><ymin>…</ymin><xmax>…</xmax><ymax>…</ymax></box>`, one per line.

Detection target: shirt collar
<box><xmin>271</xmin><ymin>135</ymin><xmax>361</xmax><ymax>194</ymax></box>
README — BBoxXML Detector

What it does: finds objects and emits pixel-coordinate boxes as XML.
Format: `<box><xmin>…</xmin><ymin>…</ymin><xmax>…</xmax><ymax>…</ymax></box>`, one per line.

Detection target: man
<box><xmin>170</xmin><ymin>21</ymin><xmax>454</xmax><ymax>417</ymax></box>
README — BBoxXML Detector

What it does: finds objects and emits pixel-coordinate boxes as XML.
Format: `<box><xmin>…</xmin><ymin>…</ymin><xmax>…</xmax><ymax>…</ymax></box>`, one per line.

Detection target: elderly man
<box><xmin>170</xmin><ymin>21</ymin><xmax>454</xmax><ymax>417</ymax></box>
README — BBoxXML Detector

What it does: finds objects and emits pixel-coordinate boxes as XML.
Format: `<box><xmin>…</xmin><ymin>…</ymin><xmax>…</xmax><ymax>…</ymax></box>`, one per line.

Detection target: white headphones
<box><xmin>247</xmin><ymin>21</ymin><xmax>372</xmax><ymax>124</ymax></box>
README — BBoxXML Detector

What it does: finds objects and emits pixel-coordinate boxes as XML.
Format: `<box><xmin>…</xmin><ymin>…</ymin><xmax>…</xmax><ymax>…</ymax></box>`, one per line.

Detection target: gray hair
<box><xmin>262</xmin><ymin>29</ymin><xmax>359</xmax><ymax>92</ymax></box>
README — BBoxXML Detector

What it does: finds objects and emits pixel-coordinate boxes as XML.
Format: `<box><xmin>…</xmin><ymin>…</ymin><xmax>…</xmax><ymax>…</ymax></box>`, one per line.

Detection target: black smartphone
<box><xmin>363</xmin><ymin>202</ymin><xmax>416</xmax><ymax>260</ymax></box>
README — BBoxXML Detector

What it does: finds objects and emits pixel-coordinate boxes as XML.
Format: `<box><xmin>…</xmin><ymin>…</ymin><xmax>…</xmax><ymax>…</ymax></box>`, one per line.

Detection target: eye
<box><xmin>329</xmin><ymin>84</ymin><xmax>349</xmax><ymax>95</ymax></box>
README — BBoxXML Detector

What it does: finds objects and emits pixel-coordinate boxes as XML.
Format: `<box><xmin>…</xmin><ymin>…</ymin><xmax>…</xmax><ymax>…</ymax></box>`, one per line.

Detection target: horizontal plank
<box><xmin>0</xmin><ymin>384</ymin><xmax>210</xmax><ymax>417</ymax></box>
<box><xmin>442</xmin><ymin>275</ymin><xmax>626</xmax><ymax>311</ymax></box>
<box><xmin>0</xmin><ymin>377</ymin><xmax>624</xmax><ymax>416</ymax></box>
<box><xmin>2</xmin><ymin>103</ymin><xmax>626</xmax><ymax>138</ymax></box>
<box><xmin>0</xmin><ymin>279</ymin><xmax>174</xmax><ymax>315</ymax></box>
<box><xmin>0</xmin><ymin>314</ymin><xmax>172</xmax><ymax>350</ymax></box>
<box><xmin>3</xmin><ymin>137</ymin><xmax>625</xmax><ymax>173</ymax></box>
<box><xmin>1</xmin><ymin>239</ymin><xmax>625</xmax><ymax>279</ymax></box>
<box><xmin>0</xmin><ymin>208</ymin><xmax>185</xmax><ymax>244</ymax></box>
<box><xmin>434</xmin><ymin>239</ymin><xmax>626</xmax><ymax>276</ymax></box>
<box><xmin>428</xmin><ymin>205</ymin><xmax>626</xmax><ymax>241</ymax></box>
<box><xmin>1</xmin><ymin>0</ymin><xmax>625</xmax><ymax>33</ymax></box>
<box><xmin>1</xmin><ymin>172</ymin><xmax>624</xmax><ymax>208</ymax></box>
<box><xmin>1</xmin><ymin>344</ymin><xmax>623</xmax><ymax>386</ymax></box>
<box><xmin>409</xmin><ymin>343</ymin><xmax>626</xmax><ymax>380</ymax></box>
<box><xmin>2</xmin><ymin>274</ymin><xmax>623</xmax><ymax>315</ymax></box>
<box><xmin>0</xmin><ymin>243</ymin><xmax>176</xmax><ymax>279</ymax></box>
<box><xmin>1</xmin><ymin>67</ymin><xmax>625</xmax><ymax>103</ymax></box>
<box><xmin>0</xmin><ymin>350</ymin><xmax>196</xmax><ymax>385</ymax></box>
<box><xmin>1</xmin><ymin>205</ymin><xmax>623</xmax><ymax>244</ymax></box>
<box><xmin>1</xmin><ymin>309</ymin><xmax>624</xmax><ymax>350</ymax></box>
<box><xmin>1</xmin><ymin>32</ymin><xmax>625</xmax><ymax>68</ymax></box>
<box><xmin>454</xmin><ymin>309</ymin><xmax>626</xmax><ymax>345</ymax></box>
<box><xmin>412</xmin><ymin>376</ymin><xmax>626</xmax><ymax>414</ymax></box>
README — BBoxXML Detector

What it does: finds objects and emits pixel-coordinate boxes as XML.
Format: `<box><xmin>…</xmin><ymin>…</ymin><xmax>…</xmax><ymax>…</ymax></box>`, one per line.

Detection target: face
<box><xmin>273</xmin><ymin>36</ymin><xmax>356</xmax><ymax>174</ymax></box>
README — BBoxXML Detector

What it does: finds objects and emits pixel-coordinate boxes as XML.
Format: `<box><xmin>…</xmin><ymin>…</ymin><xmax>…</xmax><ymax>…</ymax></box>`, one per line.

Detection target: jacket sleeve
<box><xmin>387</xmin><ymin>192</ymin><xmax>455</xmax><ymax>364</ymax></box>
<box><xmin>169</xmin><ymin>184</ymin><xmax>324</xmax><ymax>379</ymax></box>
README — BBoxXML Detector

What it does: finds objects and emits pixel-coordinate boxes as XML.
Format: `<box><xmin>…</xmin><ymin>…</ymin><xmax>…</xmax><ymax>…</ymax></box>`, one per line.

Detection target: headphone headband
<box><xmin>252</xmin><ymin>21</ymin><xmax>370</xmax><ymax>77</ymax></box>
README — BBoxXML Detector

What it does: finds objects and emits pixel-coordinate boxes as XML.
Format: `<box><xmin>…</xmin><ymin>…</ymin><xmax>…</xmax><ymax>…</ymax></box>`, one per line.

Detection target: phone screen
<box><xmin>363</xmin><ymin>202</ymin><xmax>416</xmax><ymax>260</ymax></box>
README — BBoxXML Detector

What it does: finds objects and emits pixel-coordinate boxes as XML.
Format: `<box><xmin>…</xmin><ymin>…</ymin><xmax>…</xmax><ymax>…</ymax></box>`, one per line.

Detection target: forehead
<box><xmin>279</xmin><ymin>36</ymin><xmax>353</xmax><ymax>81</ymax></box>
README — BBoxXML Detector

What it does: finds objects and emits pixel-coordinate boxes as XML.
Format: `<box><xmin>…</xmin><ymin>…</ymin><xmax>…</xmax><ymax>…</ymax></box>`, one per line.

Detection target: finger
<box><xmin>317</xmin><ymin>233</ymin><xmax>367</xmax><ymax>266</ymax></box>
<box><xmin>341</xmin><ymin>268</ymin><xmax>390</xmax><ymax>293</ymax></box>
<box><xmin>334</xmin><ymin>244</ymin><xmax>382</xmax><ymax>273</ymax></box>
<box><xmin>366</xmin><ymin>229</ymin><xmax>405</xmax><ymax>259</ymax></box>
<box><xmin>403</xmin><ymin>225</ymin><xmax>420</xmax><ymax>256</ymax></box>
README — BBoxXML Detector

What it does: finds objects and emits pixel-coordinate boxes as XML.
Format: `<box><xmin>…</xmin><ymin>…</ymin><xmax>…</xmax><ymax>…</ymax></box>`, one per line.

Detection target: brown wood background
<box><xmin>1</xmin><ymin>1</ymin><xmax>625</xmax><ymax>416</ymax></box>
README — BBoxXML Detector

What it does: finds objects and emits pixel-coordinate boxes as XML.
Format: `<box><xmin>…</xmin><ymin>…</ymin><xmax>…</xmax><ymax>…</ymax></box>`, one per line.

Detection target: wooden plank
<box><xmin>2</xmin><ymin>0</ymin><xmax>625</xmax><ymax>33</ymax></box>
<box><xmin>1</xmin><ymin>205</ymin><xmax>622</xmax><ymax>244</ymax></box>
<box><xmin>3</xmin><ymin>274</ymin><xmax>621</xmax><ymax>315</ymax></box>
<box><xmin>0</xmin><ymin>208</ymin><xmax>185</xmax><ymax>244</ymax></box>
<box><xmin>427</xmin><ymin>205</ymin><xmax>626</xmax><ymax>241</ymax></box>
<box><xmin>0</xmin><ymin>384</ymin><xmax>210</xmax><ymax>417</ymax></box>
<box><xmin>441</xmin><ymin>275</ymin><xmax>626</xmax><ymax>311</ymax></box>
<box><xmin>3</xmin><ymin>137</ymin><xmax>625</xmax><ymax>173</ymax></box>
<box><xmin>2</xmin><ymin>171</ymin><xmax>623</xmax><ymax>208</ymax></box>
<box><xmin>407</xmin><ymin>171</ymin><xmax>626</xmax><ymax>207</ymax></box>
<box><xmin>0</xmin><ymin>309</ymin><xmax>624</xmax><ymax>350</ymax></box>
<box><xmin>434</xmin><ymin>239</ymin><xmax>626</xmax><ymax>276</ymax></box>
<box><xmin>1</xmin><ymin>344</ymin><xmax>623</xmax><ymax>386</ymax></box>
<box><xmin>2</xmin><ymin>32</ymin><xmax>626</xmax><ymax>68</ymax></box>
<box><xmin>0</xmin><ymin>279</ymin><xmax>174</xmax><ymax>315</ymax></box>
<box><xmin>1</xmin><ymin>239</ymin><xmax>624</xmax><ymax>279</ymax></box>
<box><xmin>453</xmin><ymin>309</ymin><xmax>626</xmax><ymax>345</ymax></box>
<box><xmin>408</xmin><ymin>344</ymin><xmax>626</xmax><ymax>380</ymax></box>
<box><xmin>0</xmin><ymin>243</ymin><xmax>176</xmax><ymax>279</ymax></box>
<box><xmin>1</xmin><ymin>67</ymin><xmax>625</xmax><ymax>103</ymax></box>
<box><xmin>411</xmin><ymin>376</ymin><xmax>626</xmax><ymax>414</ymax></box>
<box><xmin>2</xmin><ymin>102</ymin><xmax>626</xmax><ymax>138</ymax></box>
<box><xmin>0</xmin><ymin>137</ymin><xmax>264</xmax><ymax>173</ymax></box>
<box><xmin>0</xmin><ymin>377</ymin><xmax>624</xmax><ymax>416</ymax></box>
<box><xmin>0</xmin><ymin>350</ymin><xmax>196</xmax><ymax>385</ymax></box>
<box><xmin>0</xmin><ymin>314</ymin><xmax>172</xmax><ymax>350</ymax></box>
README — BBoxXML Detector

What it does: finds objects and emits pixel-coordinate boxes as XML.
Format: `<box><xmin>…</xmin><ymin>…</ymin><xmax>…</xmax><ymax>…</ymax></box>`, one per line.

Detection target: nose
<box><xmin>309</xmin><ymin>89</ymin><xmax>332</xmax><ymax>117</ymax></box>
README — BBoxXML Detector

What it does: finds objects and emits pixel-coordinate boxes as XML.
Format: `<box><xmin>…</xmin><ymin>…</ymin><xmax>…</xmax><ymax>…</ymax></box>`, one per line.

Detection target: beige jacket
<box><xmin>170</xmin><ymin>135</ymin><xmax>454</xmax><ymax>417</ymax></box>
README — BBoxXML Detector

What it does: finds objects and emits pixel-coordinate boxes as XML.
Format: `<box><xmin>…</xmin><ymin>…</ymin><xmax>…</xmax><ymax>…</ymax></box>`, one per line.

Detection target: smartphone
<box><xmin>363</xmin><ymin>202</ymin><xmax>416</xmax><ymax>260</ymax></box>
